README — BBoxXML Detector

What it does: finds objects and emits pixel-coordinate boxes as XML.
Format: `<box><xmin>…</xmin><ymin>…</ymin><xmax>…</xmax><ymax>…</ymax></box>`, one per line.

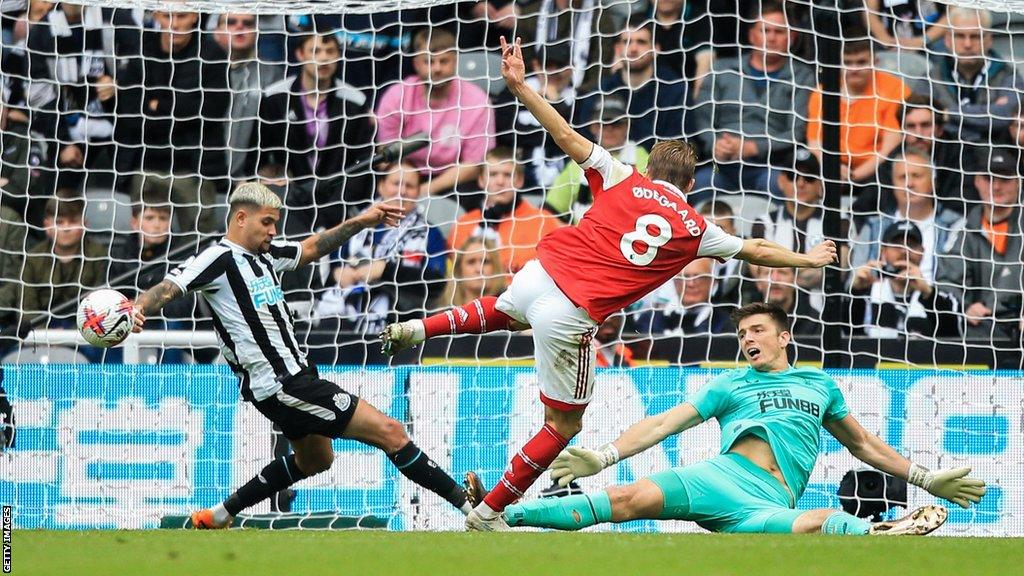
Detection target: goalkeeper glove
<box><xmin>908</xmin><ymin>464</ymin><xmax>986</xmax><ymax>509</ymax></box>
<box><xmin>549</xmin><ymin>444</ymin><xmax>619</xmax><ymax>487</ymax></box>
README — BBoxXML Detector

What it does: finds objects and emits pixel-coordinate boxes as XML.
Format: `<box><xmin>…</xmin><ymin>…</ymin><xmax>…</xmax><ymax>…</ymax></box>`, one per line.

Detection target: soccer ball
<box><xmin>77</xmin><ymin>289</ymin><xmax>135</xmax><ymax>348</ymax></box>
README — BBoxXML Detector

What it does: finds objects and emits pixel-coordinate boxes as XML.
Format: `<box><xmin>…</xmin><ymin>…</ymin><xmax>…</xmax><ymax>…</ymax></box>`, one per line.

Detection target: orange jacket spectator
<box><xmin>806</xmin><ymin>69</ymin><xmax>910</xmax><ymax>171</ymax></box>
<box><xmin>448</xmin><ymin>199</ymin><xmax>562</xmax><ymax>274</ymax></box>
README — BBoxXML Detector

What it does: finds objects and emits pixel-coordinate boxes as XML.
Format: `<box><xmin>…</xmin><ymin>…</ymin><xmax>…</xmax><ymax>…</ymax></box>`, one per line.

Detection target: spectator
<box><xmin>447</xmin><ymin>147</ymin><xmax>562</xmax><ymax>274</ymax></box>
<box><xmin>0</xmin><ymin>188</ymin><xmax>28</xmax><ymax>318</ymax></box>
<box><xmin>850</xmin><ymin>220</ymin><xmax>961</xmax><ymax>339</ymax></box>
<box><xmin>698</xmin><ymin>200</ymin><xmax>744</xmax><ymax>306</ymax></box>
<box><xmin>885</xmin><ymin>94</ymin><xmax>978</xmax><ymax>214</ymax></box>
<box><xmin>649</xmin><ymin>0</ymin><xmax>713</xmax><ymax>96</ymax></box>
<box><xmin>375</xmin><ymin>28</ymin><xmax>495</xmax><ymax>197</ymax></box>
<box><xmin>594</xmin><ymin>312</ymin><xmax>634</xmax><ymax>368</ymax></box>
<box><xmin>927</xmin><ymin>7</ymin><xmax>1024</xmax><ymax>147</ymax></box>
<box><xmin>459</xmin><ymin>1</ymin><xmax>518</xmax><ymax>50</ymax></box>
<box><xmin>517</xmin><ymin>0</ymin><xmax>623</xmax><ymax>93</ymax></box>
<box><xmin>939</xmin><ymin>146</ymin><xmax>1024</xmax><ymax>341</ymax></box>
<box><xmin>545</xmin><ymin>97</ymin><xmax>649</xmax><ymax>223</ymax></box>
<box><xmin>24</xmin><ymin>2</ymin><xmax>118</xmax><ymax>190</ymax></box>
<box><xmin>213</xmin><ymin>12</ymin><xmax>283</xmax><ymax>182</ymax></box>
<box><xmin>634</xmin><ymin>258</ymin><xmax>732</xmax><ymax>336</ymax></box>
<box><xmin>851</xmin><ymin>146</ymin><xmax>965</xmax><ymax>284</ymax></box>
<box><xmin>495</xmin><ymin>43</ymin><xmax>575</xmax><ymax>193</ymax></box>
<box><xmin>806</xmin><ymin>38</ymin><xmax>910</xmax><ymax>186</ymax></box>
<box><xmin>259</xmin><ymin>30</ymin><xmax>372</xmax><ymax>212</ymax></box>
<box><xmin>114</xmin><ymin>8</ymin><xmax>230</xmax><ymax>235</ymax></box>
<box><xmin>576</xmin><ymin>14</ymin><xmax>686</xmax><ymax>150</ymax></box>
<box><xmin>691</xmin><ymin>0</ymin><xmax>814</xmax><ymax>203</ymax></box>
<box><xmin>434</xmin><ymin>236</ymin><xmax>507</xmax><ymax>309</ymax></box>
<box><xmin>298</xmin><ymin>10</ymin><xmax>422</xmax><ymax>107</ymax></box>
<box><xmin>1</xmin><ymin>47</ymin><xmax>51</xmax><ymax>227</ymax></box>
<box><xmin>108</xmin><ymin>184</ymin><xmax>200</xmax><ymax>328</ymax></box>
<box><xmin>864</xmin><ymin>0</ymin><xmax>947</xmax><ymax>51</ymax></box>
<box><xmin>316</xmin><ymin>163</ymin><xmax>447</xmax><ymax>334</ymax></box>
<box><xmin>0</xmin><ymin>192</ymin><xmax>107</xmax><ymax>335</ymax></box>
<box><xmin>750</xmin><ymin>266</ymin><xmax>821</xmax><ymax>338</ymax></box>
<box><xmin>751</xmin><ymin>148</ymin><xmax>833</xmax><ymax>304</ymax></box>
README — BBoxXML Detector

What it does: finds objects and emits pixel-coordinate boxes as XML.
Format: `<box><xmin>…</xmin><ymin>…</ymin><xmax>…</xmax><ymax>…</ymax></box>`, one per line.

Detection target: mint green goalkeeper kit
<box><xmin>507</xmin><ymin>366</ymin><xmax>857</xmax><ymax>533</ymax></box>
<box><xmin>648</xmin><ymin>366</ymin><xmax>850</xmax><ymax>532</ymax></box>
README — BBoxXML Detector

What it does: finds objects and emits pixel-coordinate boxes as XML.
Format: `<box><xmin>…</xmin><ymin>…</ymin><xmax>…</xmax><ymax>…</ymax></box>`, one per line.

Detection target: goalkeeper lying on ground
<box><xmin>503</xmin><ymin>302</ymin><xmax>986</xmax><ymax>535</ymax></box>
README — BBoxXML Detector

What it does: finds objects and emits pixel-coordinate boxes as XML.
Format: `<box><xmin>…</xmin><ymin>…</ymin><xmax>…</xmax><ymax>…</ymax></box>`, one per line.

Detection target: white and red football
<box><xmin>77</xmin><ymin>289</ymin><xmax>134</xmax><ymax>348</ymax></box>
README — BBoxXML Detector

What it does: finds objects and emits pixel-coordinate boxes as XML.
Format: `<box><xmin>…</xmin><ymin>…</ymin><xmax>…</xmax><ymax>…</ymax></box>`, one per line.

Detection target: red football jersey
<box><xmin>537</xmin><ymin>146</ymin><xmax>742</xmax><ymax>323</ymax></box>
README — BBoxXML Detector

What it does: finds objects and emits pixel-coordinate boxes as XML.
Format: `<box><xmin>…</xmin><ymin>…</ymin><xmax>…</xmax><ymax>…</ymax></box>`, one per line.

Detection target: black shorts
<box><xmin>253</xmin><ymin>368</ymin><xmax>360</xmax><ymax>440</ymax></box>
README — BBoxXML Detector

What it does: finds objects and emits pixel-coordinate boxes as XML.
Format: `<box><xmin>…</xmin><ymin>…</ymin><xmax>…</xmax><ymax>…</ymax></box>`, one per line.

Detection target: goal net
<box><xmin>0</xmin><ymin>0</ymin><xmax>1019</xmax><ymax>534</ymax></box>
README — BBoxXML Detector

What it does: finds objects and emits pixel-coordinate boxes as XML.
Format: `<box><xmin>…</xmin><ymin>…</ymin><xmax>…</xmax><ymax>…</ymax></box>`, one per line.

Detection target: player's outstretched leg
<box><xmin>192</xmin><ymin>435</ymin><xmax>332</xmax><ymax>529</ymax></box>
<box><xmin>505</xmin><ymin>480</ymin><xmax>664</xmax><ymax>530</ymax></box>
<box><xmin>468</xmin><ymin>407</ymin><xmax>582</xmax><ymax>531</ymax></box>
<box><xmin>380</xmin><ymin>295</ymin><xmax>522</xmax><ymax>355</ymax></box>
<box><xmin>343</xmin><ymin>400</ymin><xmax>475</xmax><ymax>515</ymax></box>
<box><xmin>868</xmin><ymin>505</ymin><xmax>948</xmax><ymax>535</ymax></box>
<box><xmin>192</xmin><ymin>403</ymin><xmax>475</xmax><ymax>529</ymax></box>
<box><xmin>793</xmin><ymin>505</ymin><xmax>948</xmax><ymax>536</ymax></box>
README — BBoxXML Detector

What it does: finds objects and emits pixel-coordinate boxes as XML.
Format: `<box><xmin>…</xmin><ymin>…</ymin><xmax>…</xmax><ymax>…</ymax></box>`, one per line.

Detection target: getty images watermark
<box><xmin>2</xmin><ymin>504</ymin><xmax>10</xmax><ymax>574</ymax></box>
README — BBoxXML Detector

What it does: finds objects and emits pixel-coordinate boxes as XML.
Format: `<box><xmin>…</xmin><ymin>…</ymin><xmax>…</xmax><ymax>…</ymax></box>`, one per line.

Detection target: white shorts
<box><xmin>496</xmin><ymin>259</ymin><xmax>598</xmax><ymax>410</ymax></box>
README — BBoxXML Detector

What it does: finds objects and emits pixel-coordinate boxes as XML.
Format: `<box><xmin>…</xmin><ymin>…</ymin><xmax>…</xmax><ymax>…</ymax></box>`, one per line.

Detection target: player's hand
<box><xmin>499</xmin><ymin>36</ymin><xmax>527</xmax><ymax>92</ymax></box>
<box><xmin>550</xmin><ymin>445</ymin><xmax>618</xmax><ymax>487</ymax></box>
<box><xmin>131</xmin><ymin>305</ymin><xmax>145</xmax><ymax>333</ymax></box>
<box><xmin>359</xmin><ymin>201</ymin><xmax>406</xmax><ymax>229</ymax></box>
<box><xmin>913</xmin><ymin>466</ymin><xmax>987</xmax><ymax>509</ymax></box>
<box><xmin>805</xmin><ymin>240</ymin><xmax>838</xmax><ymax>268</ymax></box>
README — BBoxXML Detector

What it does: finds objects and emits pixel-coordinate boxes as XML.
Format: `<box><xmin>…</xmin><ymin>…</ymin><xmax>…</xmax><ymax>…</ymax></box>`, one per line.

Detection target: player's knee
<box><xmin>298</xmin><ymin>448</ymin><xmax>334</xmax><ymax>475</ymax></box>
<box><xmin>606</xmin><ymin>486</ymin><xmax>643</xmax><ymax>521</ymax></box>
<box><xmin>544</xmin><ymin>413</ymin><xmax>584</xmax><ymax>439</ymax></box>
<box><xmin>379</xmin><ymin>417</ymin><xmax>410</xmax><ymax>453</ymax></box>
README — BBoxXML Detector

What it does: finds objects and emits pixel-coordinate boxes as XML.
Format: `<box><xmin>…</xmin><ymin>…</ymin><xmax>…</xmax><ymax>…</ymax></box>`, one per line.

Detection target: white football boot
<box><xmin>869</xmin><ymin>505</ymin><xmax>948</xmax><ymax>535</ymax></box>
<box><xmin>466</xmin><ymin>509</ymin><xmax>512</xmax><ymax>532</ymax></box>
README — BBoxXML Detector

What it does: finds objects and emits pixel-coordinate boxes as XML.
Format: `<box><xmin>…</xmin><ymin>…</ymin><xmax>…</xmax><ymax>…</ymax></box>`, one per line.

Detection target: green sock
<box><xmin>505</xmin><ymin>492</ymin><xmax>613</xmax><ymax>531</ymax></box>
<box><xmin>821</xmin><ymin>511</ymin><xmax>871</xmax><ymax>535</ymax></box>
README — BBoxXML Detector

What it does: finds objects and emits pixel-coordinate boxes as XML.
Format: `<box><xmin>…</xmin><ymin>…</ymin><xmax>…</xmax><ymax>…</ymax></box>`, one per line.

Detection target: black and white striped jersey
<box><xmin>165</xmin><ymin>238</ymin><xmax>308</xmax><ymax>402</ymax></box>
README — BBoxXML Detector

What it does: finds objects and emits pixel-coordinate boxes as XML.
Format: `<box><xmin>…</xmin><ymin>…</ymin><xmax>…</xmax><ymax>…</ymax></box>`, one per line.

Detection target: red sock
<box><xmin>422</xmin><ymin>296</ymin><xmax>514</xmax><ymax>338</ymax></box>
<box><xmin>483</xmin><ymin>424</ymin><xmax>568</xmax><ymax>512</ymax></box>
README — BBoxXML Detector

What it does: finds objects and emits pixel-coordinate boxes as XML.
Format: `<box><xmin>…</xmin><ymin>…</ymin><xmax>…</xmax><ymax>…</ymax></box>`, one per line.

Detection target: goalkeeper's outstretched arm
<box><xmin>499</xmin><ymin>36</ymin><xmax>593</xmax><ymax>164</ymax></box>
<box><xmin>825</xmin><ymin>414</ymin><xmax>987</xmax><ymax>509</ymax></box>
<box><xmin>549</xmin><ymin>403</ymin><xmax>704</xmax><ymax>486</ymax></box>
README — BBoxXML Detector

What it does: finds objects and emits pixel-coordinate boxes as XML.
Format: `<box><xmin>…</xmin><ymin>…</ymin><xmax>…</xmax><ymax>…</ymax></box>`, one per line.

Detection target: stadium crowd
<box><xmin>0</xmin><ymin>0</ymin><xmax>1022</xmax><ymax>361</ymax></box>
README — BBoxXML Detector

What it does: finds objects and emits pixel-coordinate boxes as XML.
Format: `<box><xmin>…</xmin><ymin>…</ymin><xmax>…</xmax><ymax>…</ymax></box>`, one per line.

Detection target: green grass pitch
<box><xmin>13</xmin><ymin>530</ymin><xmax>1024</xmax><ymax>576</ymax></box>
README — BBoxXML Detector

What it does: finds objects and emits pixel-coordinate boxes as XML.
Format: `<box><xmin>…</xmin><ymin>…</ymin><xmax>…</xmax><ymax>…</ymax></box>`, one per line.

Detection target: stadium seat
<box><xmin>421</xmin><ymin>195</ymin><xmax>464</xmax><ymax>237</ymax></box>
<box><xmin>83</xmin><ymin>188</ymin><xmax>134</xmax><ymax>234</ymax></box>
<box><xmin>458</xmin><ymin>50</ymin><xmax>505</xmax><ymax>96</ymax></box>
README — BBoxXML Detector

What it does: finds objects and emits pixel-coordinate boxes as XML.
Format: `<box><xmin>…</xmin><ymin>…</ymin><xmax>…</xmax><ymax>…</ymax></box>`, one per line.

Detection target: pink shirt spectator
<box><xmin>375</xmin><ymin>76</ymin><xmax>496</xmax><ymax>176</ymax></box>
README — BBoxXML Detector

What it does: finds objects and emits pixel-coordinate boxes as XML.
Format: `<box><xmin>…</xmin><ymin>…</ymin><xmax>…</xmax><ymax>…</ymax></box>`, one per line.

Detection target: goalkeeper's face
<box><xmin>736</xmin><ymin>314</ymin><xmax>791</xmax><ymax>372</ymax></box>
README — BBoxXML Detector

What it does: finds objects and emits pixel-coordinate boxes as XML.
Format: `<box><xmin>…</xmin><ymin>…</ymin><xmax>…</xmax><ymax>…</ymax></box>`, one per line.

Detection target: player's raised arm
<box><xmin>736</xmin><ymin>238</ymin><xmax>838</xmax><ymax>268</ymax></box>
<box><xmin>824</xmin><ymin>414</ymin><xmax>987</xmax><ymax>509</ymax></box>
<box><xmin>549</xmin><ymin>403</ymin><xmax>704</xmax><ymax>487</ymax></box>
<box><xmin>500</xmin><ymin>36</ymin><xmax>593</xmax><ymax>164</ymax></box>
<box><xmin>297</xmin><ymin>201</ymin><xmax>405</xmax><ymax>267</ymax></box>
